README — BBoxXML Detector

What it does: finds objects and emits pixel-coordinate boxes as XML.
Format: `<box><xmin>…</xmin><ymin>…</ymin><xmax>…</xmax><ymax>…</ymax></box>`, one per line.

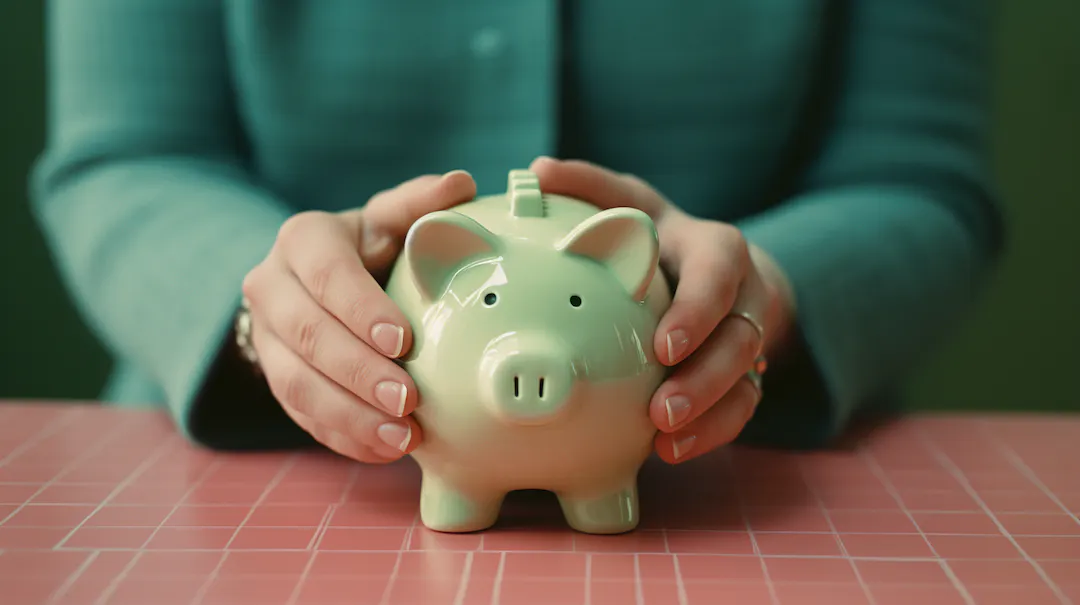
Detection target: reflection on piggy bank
<box><xmin>384</xmin><ymin>169</ymin><xmax>673</xmax><ymax>534</ymax></box>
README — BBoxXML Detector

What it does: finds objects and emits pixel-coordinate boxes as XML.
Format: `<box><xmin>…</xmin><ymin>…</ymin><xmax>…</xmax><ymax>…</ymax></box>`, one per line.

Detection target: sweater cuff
<box><xmin>733</xmin><ymin>186</ymin><xmax>996</xmax><ymax>448</ymax></box>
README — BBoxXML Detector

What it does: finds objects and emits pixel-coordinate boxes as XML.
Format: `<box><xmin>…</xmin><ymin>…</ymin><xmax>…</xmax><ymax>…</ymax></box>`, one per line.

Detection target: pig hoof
<box><xmin>420</xmin><ymin>480</ymin><xmax>503</xmax><ymax>533</ymax></box>
<box><xmin>557</xmin><ymin>485</ymin><xmax>640</xmax><ymax>534</ymax></box>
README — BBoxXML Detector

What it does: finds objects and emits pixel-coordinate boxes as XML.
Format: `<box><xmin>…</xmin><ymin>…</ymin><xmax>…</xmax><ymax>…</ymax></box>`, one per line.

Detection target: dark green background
<box><xmin>2</xmin><ymin>3</ymin><xmax>1077</xmax><ymax>411</ymax></box>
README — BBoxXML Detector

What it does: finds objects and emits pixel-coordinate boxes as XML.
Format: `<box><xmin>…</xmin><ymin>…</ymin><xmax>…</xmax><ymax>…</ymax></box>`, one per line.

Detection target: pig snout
<box><xmin>479</xmin><ymin>332</ymin><xmax>577</xmax><ymax>426</ymax></box>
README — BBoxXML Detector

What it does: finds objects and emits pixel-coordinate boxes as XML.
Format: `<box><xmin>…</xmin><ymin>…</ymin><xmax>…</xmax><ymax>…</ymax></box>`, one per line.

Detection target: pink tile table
<box><xmin>1</xmin><ymin>402</ymin><xmax>1078</xmax><ymax>604</ymax></box>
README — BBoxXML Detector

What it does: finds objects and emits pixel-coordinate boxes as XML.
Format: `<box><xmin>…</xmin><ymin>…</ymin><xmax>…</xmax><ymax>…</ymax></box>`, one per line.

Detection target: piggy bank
<box><xmin>384</xmin><ymin>169</ymin><xmax>672</xmax><ymax>534</ymax></box>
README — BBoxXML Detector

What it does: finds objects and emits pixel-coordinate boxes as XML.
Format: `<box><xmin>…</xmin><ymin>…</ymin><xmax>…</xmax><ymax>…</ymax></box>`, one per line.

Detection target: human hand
<box><xmin>241</xmin><ymin>171</ymin><xmax>478</xmax><ymax>463</ymax></box>
<box><xmin>530</xmin><ymin>158</ymin><xmax>797</xmax><ymax>463</ymax></box>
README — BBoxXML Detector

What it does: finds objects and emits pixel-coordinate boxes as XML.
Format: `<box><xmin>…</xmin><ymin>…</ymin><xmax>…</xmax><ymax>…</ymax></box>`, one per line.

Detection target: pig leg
<box><xmin>556</xmin><ymin>481</ymin><xmax>639</xmax><ymax>534</ymax></box>
<box><xmin>419</xmin><ymin>473</ymin><xmax>505</xmax><ymax>533</ymax></box>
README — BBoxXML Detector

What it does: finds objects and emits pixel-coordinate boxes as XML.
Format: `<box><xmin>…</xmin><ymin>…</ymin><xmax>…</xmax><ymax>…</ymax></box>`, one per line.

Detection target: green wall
<box><xmin>2</xmin><ymin>2</ymin><xmax>1077</xmax><ymax>411</ymax></box>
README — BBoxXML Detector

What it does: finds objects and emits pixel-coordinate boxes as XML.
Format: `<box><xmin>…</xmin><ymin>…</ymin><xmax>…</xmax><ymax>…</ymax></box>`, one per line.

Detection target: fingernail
<box><xmin>371</xmin><ymin>323</ymin><xmax>404</xmax><ymax>357</ymax></box>
<box><xmin>442</xmin><ymin>169</ymin><xmax>471</xmax><ymax>180</ymax></box>
<box><xmin>664</xmin><ymin>396</ymin><xmax>691</xmax><ymax>428</ymax></box>
<box><xmin>672</xmin><ymin>434</ymin><xmax>696</xmax><ymax>461</ymax></box>
<box><xmin>375</xmin><ymin>381</ymin><xmax>408</xmax><ymax>416</ymax></box>
<box><xmin>666</xmin><ymin>330</ymin><xmax>689</xmax><ymax>364</ymax></box>
<box><xmin>376</xmin><ymin>422</ymin><xmax>412</xmax><ymax>452</ymax></box>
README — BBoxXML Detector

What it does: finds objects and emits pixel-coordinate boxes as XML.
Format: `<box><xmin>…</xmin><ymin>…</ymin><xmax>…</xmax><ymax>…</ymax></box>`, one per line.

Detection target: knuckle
<box><xmin>271</xmin><ymin>368</ymin><xmax>310</xmax><ymax>416</ymax></box>
<box><xmin>345</xmin><ymin>295</ymin><xmax>373</xmax><ymax>330</ymax></box>
<box><xmin>307</xmin><ymin>257</ymin><xmax>352</xmax><ymax>307</ymax></box>
<box><xmin>342</xmin><ymin>355</ymin><xmax>375</xmax><ymax>394</ymax></box>
<box><xmin>241</xmin><ymin>267</ymin><xmax>261</xmax><ymax>300</ymax></box>
<box><xmin>294</xmin><ymin>317</ymin><xmax>323</xmax><ymax>363</ymax></box>
<box><xmin>277</xmin><ymin>211</ymin><xmax>322</xmax><ymax>245</ymax></box>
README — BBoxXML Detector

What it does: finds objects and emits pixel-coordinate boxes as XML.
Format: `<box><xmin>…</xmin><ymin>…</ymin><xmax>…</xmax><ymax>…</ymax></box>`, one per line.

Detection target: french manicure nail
<box><xmin>375</xmin><ymin>381</ymin><xmax>408</xmax><ymax>416</ymax></box>
<box><xmin>672</xmin><ymin>434</ymin><xmax>697</xmax><ymax>461</ymax></box>
<box><xmin>371</xmin><ymin>323</ymin><xmax>404</xmax><ymax>357</ymax></box>
<box><xmin>666</xmin><ymin>330</ymin><xmax>689</xmax><ymax>363</ymax></box>
<box><xmin>376</xmin><ymin>422</ymin><xmax>412</xmax><ymax>452</ymax></box>
<box><xmin>665</xmin><ymin>396</ymin><xmax>691</xmax><ymax>428</ymax></box>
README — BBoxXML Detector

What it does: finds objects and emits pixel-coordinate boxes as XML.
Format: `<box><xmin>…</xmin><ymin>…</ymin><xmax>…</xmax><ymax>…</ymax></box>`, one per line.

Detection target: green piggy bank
<box><xmin>384</xmin><ymin>169</ymin><xmax>673</xmax><ymax>534</ymax></box>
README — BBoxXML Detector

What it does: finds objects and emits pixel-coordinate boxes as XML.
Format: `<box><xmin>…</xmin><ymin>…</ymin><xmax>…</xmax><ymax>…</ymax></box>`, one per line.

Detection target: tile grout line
<box><xmin>310</xmin><ymin>462</ymin><xmax>364</xmax><ymax>549</ymax></box>
<box><xmin>52</xmin><ymin>423</ymin><xmax>179</xmax><ymax>548</ymax></box>
<box><xmin>489</xmin><ymin>550</ymin><xmax>506</xmax><ymax>605</ymax></box>
<box><xmin>85</xmin><ymin>436</ymin><xmax>198</xmax><ymax>605</ymax></box>
<box><xmin>221</xmin><ymin>455</ymin><xmax>300</xmax><ymax>550</ymax></box>
<box><xmin>28</xmin><ymin>545</ymin><xmax>1077</xmax><ymax>560</ymax></box>
<box><xmin>794</xmin><ymin>456</ymin><xmax>879</xmax><ymax>605</ymax></box>
<box><xmin>860</xmin><ymin>445</ymin><xmax>976</xmax><ymax>605</ymax></box>
<box><xmin>376</xmin><ymin>496</ymin><xmax>419</xmax><ymax>605</ymax></box>
<box><xmin>659</xmin><ymin>519</ymin><xmax>688</xmax><ymax>605</ymax></box>
<box><xmin>917</xmin><ymin>427</ymin><xmax>1073</xmax><ymax>605</ymax></box>
<box><xmin>451</xmin><ymin>550</ymin><xmax>474</xmax><ymax>605</ymax></box>
<box><xmin>980</xmin><ymin>423</ymin><xmax>1080</xmax><ymax>528</ymax></box>
<box><xmin>583</xmin><ymin>552</ymin><xmax>592</xmax><ymax>605</ymax></box>
<box><xmin>98</xmin><ymin>457</ymin><xmax>226</xmax><ymax>605</ymax></box>
<box><xmin>131</xmin><ymin>458</ymin><xmax>226</xmax><ymax>549</ymax></box>
<box><xmin>727</xmin><ymin>449</ymin><xmax>779</xmax><ymax>605</ymax></box>
<box><xmin>0</xmin><ymin>407</ymin><xmax>86</xmax><ymax>468</ymax></box>
<box><xmin>632</xmin><ymin>553</ymin><xmax>645</xmax><ymax>605</ymax></box>
<box><xmin>0</xmin><ymin>417</ymin><xmax>142</xmax><ymax>528</ymax></box>
<box><xmin>190</xmin><ymin>454</ymin><xmax>301</xmax><ymax>605</ymax></box>
<box><xmin>44</xmin><ymin>549</ymin><xmax>100</xmax><ymax>605</ymax></box>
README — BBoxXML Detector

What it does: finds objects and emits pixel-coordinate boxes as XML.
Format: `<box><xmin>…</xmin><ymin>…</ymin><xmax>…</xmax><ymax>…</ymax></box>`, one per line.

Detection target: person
<box><xmin>29</xmin><ymin>1</ymin><xmax>1004</xmax><ymax>465</ymax></box>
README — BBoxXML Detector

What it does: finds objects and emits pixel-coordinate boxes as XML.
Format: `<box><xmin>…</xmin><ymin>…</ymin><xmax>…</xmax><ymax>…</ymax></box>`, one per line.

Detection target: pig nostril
<box><xmin>538</xmin><ymin>377</ymin><xmax>545</xmax><ymax>399</ymax></box>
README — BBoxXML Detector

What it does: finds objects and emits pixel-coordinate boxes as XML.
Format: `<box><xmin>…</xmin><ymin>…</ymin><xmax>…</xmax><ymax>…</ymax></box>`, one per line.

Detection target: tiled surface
<box><xmin>0</xmin><ymin>403</ymin><xmax>1078</xmax><ymax>605</ymax></box>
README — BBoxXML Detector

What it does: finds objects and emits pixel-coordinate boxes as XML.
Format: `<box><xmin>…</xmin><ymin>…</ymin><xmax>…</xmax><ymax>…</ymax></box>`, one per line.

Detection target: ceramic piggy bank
<box><xmin>384</xmin><ymin>169</ymin><xmax>672</xmax><ymax>534</ymax></box>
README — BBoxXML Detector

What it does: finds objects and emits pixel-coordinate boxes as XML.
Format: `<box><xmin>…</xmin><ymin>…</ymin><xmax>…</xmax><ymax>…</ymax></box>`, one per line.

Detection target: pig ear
<box><xmin>404</xmin><ymin>210</ymin><xmax>502</xmax><ymax>301</ymax></box>
<box><xmin>554</xmin><ymin>208</ymin><xmax>660</xmax><ymax>302</ymax></box>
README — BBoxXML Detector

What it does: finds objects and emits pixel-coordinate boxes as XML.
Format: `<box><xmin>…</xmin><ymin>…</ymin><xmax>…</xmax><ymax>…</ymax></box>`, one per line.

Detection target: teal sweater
<box><xmin>30</xmin><ymin>0</ymin><xmax>1003</xmax><ymax>450</ymax></box>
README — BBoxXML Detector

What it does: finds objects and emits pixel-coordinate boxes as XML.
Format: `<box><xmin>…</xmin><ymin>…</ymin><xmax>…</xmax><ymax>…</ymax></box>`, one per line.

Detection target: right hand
<box><xmin>241</xmin><ymin>171</ymin><xmax>477</xmax><ymax>463</ymax></box>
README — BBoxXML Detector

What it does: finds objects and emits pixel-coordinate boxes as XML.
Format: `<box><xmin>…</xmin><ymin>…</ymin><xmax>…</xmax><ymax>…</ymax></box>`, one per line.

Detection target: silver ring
<box><xmin>746</xmin><ymin>354</ymin><xmax>767</xmax><ymax>398</ymax></box>
<box><xmin>729</xmin><ymin>311</ymin><xmax>765</xmax><ymax>355</ymax></box>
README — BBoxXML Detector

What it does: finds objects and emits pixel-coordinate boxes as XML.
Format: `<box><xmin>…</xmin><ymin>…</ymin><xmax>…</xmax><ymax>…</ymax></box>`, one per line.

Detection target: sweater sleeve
<box><xmin>30</xmin><ymin>0</ymin><xmax>312</xmax><ymax>449</ymax></box>
<box><xmin>735</xmin><ymin>0</ymin><xmax>1005</xmax><ymax>448</ymax></box>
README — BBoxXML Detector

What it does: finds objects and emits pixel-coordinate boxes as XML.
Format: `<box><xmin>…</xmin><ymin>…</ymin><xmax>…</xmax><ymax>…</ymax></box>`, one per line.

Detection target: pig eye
<box><xmin>483</xmin><ymin>292</ymin><xmax>498</xmax><ymax>306</ymax></box>
<box><xmin>569</xmin><ymin>295</ymin><xmax>582</xmax><ymax>308</ymax></box>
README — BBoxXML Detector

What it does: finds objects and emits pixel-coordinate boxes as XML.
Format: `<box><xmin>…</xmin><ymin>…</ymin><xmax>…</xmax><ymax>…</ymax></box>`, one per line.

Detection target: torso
<box><xmin>222</xmin><ymin>0</ymin><xmax>836</xmax><ymax>220</ymax></box>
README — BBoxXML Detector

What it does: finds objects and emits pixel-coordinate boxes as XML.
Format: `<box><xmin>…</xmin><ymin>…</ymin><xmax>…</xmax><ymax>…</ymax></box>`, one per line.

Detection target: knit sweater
<box><xmin>29</xmin><ymin>0</ymin><xmax>1003</xmax><ymax>450</ymax></box>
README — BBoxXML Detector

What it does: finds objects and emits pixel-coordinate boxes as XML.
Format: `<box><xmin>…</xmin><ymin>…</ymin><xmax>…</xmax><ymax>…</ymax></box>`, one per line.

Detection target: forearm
<box><xmin>736</xmin><ymin>185</ymin><xmax>1001</xmax><ymax>448</ymax></box>
<box><xmin>30</xmin><ymin>155</ymin><xmax>313</xmax><ymax>447</ymax></box>
<box><xmin>30</xmin><ymin>0</ymin><xmax>321</xmax><ymax>448</ymax></box>
<box><xmin>723</xmin><ymin>0</ymin><xmax>1004</xmax><ymax>449</ymax></box>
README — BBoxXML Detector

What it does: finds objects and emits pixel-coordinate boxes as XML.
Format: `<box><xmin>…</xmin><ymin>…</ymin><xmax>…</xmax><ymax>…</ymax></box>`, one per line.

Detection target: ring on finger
<box><xmin>728</xmin><ymin>310</ymin><xmax>768</xmax><ymax>398</ymax></box>
<box><xmin>745</xmin><ymin>355</ymin><xmax>767</xmax><ymax>399</ymax></box>
<box><xmin>728</xmin><ymin>310</ymin><xmax>765</xmax><ymax>355</ymax></box>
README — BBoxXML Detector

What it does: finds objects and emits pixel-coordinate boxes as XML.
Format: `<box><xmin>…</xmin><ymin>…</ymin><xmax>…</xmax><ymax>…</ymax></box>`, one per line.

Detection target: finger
<box><xmin>271</xmin><ymin>210</ymin><xmax>414</xmax><ymax>360</ymax></box>
<box><xmin>649</xmin><ymin>307</ymin><xmax>765</xmax><ymax>433</ymax></box>
<box><xmin>363</xmin><ymin>170</ymin><xmax>478</xmax><ymax>244</ymax></box>
<box><xmin>246</xmin><ymin>264</ymin><xmax>417</xmax><ymax>417</ymax></box>
<box><xmin>280</xmin><ymin>403</ymin><xmax>403</xmax><ymax>464</ymax></box>
<box><xmin>655</xmin><ymin>223</ymin><xmax>751</xmax><ymax>366</ymax></box>
<box><xmin>654</xmin><ymin>375</ymin><xmax>761</xmax><ymax>464</ymax></box>
<box><xmin>253</xmin><ymin>324</ymin><xmax>422</xmax><ymax>459</ymax></box>
<box><xmin>529</xmin><ymin>157</ymin><xmax>668</xmax><ymax>217</ymax></box>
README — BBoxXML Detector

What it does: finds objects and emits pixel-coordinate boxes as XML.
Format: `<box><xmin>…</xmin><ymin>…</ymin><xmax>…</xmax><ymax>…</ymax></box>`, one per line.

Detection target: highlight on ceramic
<box><xmin>384</xmin><ymin>169</ymin><xmax>672</xmax><ymax>534</ymax></box>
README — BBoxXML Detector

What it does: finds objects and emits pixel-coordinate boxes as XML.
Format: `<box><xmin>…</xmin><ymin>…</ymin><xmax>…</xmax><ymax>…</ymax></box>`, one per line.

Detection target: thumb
<box><xmin>363</xmin><ymin>170</ymin><xmax>478</xmax><ymax>242</ymax></box>
<box><xmin>358</xmin><ymin>221</ymin><xmax>398</xmax><ymax>276</ymax></box>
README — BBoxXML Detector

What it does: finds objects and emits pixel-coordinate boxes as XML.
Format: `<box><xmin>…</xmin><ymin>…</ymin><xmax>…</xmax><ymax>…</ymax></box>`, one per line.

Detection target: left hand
<box><xmin>530</xmin><ymin>157</ymin><xmax>797</xmax><ymax>464</ymax></box>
